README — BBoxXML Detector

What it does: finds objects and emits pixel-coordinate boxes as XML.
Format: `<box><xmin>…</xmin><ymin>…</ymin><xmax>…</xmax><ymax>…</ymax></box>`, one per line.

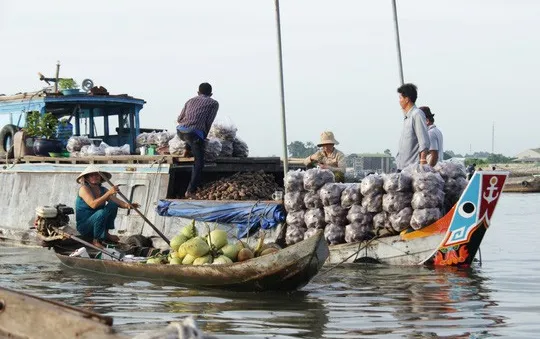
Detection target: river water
<box><xmin>1</xmin><ymin>193</ymin><xmax>539</xmax><ymax>338</ymax></box>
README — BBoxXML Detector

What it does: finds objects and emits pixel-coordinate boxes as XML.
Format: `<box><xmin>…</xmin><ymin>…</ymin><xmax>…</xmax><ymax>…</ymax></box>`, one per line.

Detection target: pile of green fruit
<box><xmin>144</xmin><ymin>221</ymin><xmax>281</xmax><ymax>265</ymax></box>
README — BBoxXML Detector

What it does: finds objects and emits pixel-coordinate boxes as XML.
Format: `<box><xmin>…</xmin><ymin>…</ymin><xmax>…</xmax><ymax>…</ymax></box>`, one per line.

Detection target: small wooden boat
<box><xmin>0</xmin><ymin>287</ymin><xmax>125</xmax><ymax>339</ymax></box>
<box><xmin>48</xmin><ymin>230</ymin><xmax>329</xmax><ymax>292</ymax></box>
<box><xmin>325</xmin><ymin>171</ymin><xmax>509</xmax><ymax>266</ymax></box>
<box><xmin>502</xmin><ymin>175</ymin><xmax>540</xmax><ymax>193</ymax></box>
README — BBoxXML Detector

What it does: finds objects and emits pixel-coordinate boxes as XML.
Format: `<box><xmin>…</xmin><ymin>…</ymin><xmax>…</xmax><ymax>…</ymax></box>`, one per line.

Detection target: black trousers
<box><xmin>177</xmin><ymin>131</ymin><xmax>205</xmax><ymax>194</ymax></box>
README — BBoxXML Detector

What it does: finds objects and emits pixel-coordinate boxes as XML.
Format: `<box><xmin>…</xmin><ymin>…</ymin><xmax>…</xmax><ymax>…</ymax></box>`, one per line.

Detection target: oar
<box><xmin>99</xmin><ymin>172</ymin><xmax>171</xmax><ymax>246</ymax></box>
<box><xmin>52</xmin><ymin>226</ymin><xmax>124</xmax><ymax>261</ymax></box>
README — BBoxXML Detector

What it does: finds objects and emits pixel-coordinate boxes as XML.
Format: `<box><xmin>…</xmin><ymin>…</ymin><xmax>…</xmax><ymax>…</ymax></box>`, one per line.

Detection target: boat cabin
<box><xmin>0</xmin><ymin>88</ymin><xmax>148</xmax><ymax>155</ymax></box>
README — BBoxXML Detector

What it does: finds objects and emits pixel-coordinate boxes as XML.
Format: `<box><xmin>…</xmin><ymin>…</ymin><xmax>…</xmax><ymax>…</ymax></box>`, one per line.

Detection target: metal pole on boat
<box><xmin>391</xmin><ymin>0</ymin><xmax>405</xmax><ymax>85</ymax></box>
<box><xmin>55</xmin><ymin>61</ymin><xmax>60</xmax><ymax>93</ymax></box>
<box><xmin>274</xmin><ymin>0</ymin><xmax>290</xmax><ymax>179</ymax></box>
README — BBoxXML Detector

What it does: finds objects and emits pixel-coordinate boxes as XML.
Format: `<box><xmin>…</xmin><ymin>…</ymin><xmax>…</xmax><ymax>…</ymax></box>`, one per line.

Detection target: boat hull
<box><xmin>54</xmin><ymin>230</ymin><xmax>329</xmax><ymax>292</ymax></box>
<box><xmin>502</xmin><ymin>176</ymin><xmax>540</xmax><ymax>193</ymax></box>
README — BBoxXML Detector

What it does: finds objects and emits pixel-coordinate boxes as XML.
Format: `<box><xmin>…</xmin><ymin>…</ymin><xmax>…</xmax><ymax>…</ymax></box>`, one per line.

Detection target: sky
<box><xmin>1</xmin><ymin>0</ymin><xmax>539</xmax><ymax>157</ymax></box>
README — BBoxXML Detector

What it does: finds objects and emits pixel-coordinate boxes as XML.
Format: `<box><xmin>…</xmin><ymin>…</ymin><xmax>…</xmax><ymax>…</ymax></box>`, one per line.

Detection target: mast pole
<box><xmin>391</xmin><ymin>0</ymin><xmax>405</xmax><ymax>85</ymax></box>
<box><xmin>274</xmin><ymin>0</ymin><xmax>290</xmax><ymax>181</ymax></box>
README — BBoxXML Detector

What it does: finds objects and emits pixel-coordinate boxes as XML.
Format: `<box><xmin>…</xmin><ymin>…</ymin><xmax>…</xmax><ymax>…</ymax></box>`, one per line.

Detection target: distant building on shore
<box><xmin>353</xmin><ymin>153</ymin><xmax>393</xmax><ymax>173</ymax></box>
<box><xmin>514</xmin><ymin>148</ymin><xmax>540</xmax><ymax>163</ymax></box>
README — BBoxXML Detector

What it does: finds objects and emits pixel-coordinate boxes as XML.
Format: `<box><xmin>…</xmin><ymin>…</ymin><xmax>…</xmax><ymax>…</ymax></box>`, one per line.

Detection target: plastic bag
<box><xmin>284</xmin><ymin>191</ymin><xmax>306</xmax><ymax>212</ymax></box>
<box><xmin>320</xmin><ymin>183</ymin><xmax>346</xmax><ymax>206</ymax></box>
<box><xmin>361</xmin><ymin>193</ymin><xmax>383</xmax><ymax>213</ymax></box>
<box><xmin>382</xmin><ymin>192</ymin><xmax>413</xmax><ymax>214</ymax></box>
<box><xmin>104</xmin><ymin>144</ymin><xmax>130</xmax><ymax>156</ymax></box>
<box><xmin>66</xmin><ymin>136</ymin><xmax>91</xmax><ymax>152</ymax></box>
<box><xmin>303</xmin><ymin>168</ymin><xmax>335</xmax><ymax>192</ymax></box>
<box><xmin>383</xmin><ymin>172</ymin><xmax>413</xmax><ymax>193</ymax></box>
<box><xmin>304</xmin><ymin>208</ymin><xmax>326</xmax><ymax>229</ymax></box>
<box><xmin>360</xmin><ymin>174</ymin><xmax>384</xmax><ymax>196</ymax></box>
<box><xmin>286</xmin><ymin>225</ymin><xmax>306</xmax><ymax>245</ymax></box>
<box><xmin>286</xmin><ymin>210</ymin><xmax>306</xmax><ymax>228</ymax></box>
<box><xmin>204</xmin><ymin>138</ymin><xmax>222</xmax><ymax>161</ymax></box>
<box><xmin>410</xmin><ymin>208</ymin><xmax>442</xmax><ymax>230</ymax></box>
<box><xmin>388</xmin><ymin>207</ymin><xmax>413</xmax><ymax>232</ymax></box>
<box><xmin>411</xmin><ymin>190</ymin><xmax>444</xmax><ymax>210</ymax></box>
<box><xmin>324</xmin><ymin>224</ymin><xmax>345</xmax><ymax>245</ymax></box>
<box><xmin>346</xmin><ymin>204</ymin><xmax>373</xmax><ymax>225</ymax></box>
<box><xmin>285</xmin><ymin>169</ymin><xmax>305</xmax><ymax>192</ymax></box>
<box><xmin>304</xmin><ymin>227</ymin><xmax>320</xmax><ymax>240</ymax></box>
<box><xmin>219</xmin><ymin>140</ymin><xmax>233</xmax><ymax>157</ymax></box>
<box><xmin>304</xmin><ymin>190</ymin><xmax>323</xmax><ymax>209</ymax></box>
<box><xmin>340</xmin><ymin>184</ymin><xmax>362</xmax><ymax>208</ymax></box>
<box><xmin>412</xmin><ymin>172</ymin><xmax>445</xmax><ymax>193</ymax></box>
<box><xmin>345</xmin><ymin>223</ymin><xmax>374</xmax><ymax>243</ymax></box>
<box><xmin>209</xmin><ymin>122</ymin><xmax>237</xmax><ymax>141</ymax></box>
<box><xmin>434</xmin><ymin>162</ymin><xmax>467</xmax><ymax>180</ymax></box>
<box><xmin>232</xmin><ymin>137</ymin><xmax>249</xmax><ymax>157</ymax></box>
<box><xmin>168</xmin><ymin>135</ymin><xmax>186</xmax><ymax>155</ymax></box>
<box><xmin>323</xmin><ymin>205</ymin><xmax>348</xmax><ymax>226</ymax></box>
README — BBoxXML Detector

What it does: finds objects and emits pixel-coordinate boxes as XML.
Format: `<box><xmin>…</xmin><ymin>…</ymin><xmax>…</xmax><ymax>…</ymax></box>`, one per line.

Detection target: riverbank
<box><xmin>490</xmin><ymin>163</ymin><xmax>540</xmax><ymax>177</ymax></box>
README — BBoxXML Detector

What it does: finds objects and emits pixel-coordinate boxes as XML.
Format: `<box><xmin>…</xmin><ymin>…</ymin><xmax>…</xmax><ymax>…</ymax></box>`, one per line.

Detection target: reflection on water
<box><xmin>1</xmin><ymin>193</ymin><xmax>540</xmax><ymax>338</ymax></box>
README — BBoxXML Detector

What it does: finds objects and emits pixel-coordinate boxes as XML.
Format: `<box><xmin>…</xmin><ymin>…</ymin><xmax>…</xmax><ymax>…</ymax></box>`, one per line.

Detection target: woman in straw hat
<box><xmin>303</xmin><ymin>131</ymin><xmax>346</xmax><ymax>181</ymax></box>
<box><xmin>75</xmin><ymin>165</ymin><xmax>140</xmax><ymax>248</ymax></box>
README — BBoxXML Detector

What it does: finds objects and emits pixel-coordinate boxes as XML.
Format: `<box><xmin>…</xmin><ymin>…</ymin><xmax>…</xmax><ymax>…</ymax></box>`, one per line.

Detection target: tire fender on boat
<box><xmin>0</xmin><ymin>124</ymin><xmax>19</xmax><ymax>158</ymax></box>
<box><xmin>522</xmin><ymin>181</ymin><xmax>530</xmax><ymax>187</ymax></box>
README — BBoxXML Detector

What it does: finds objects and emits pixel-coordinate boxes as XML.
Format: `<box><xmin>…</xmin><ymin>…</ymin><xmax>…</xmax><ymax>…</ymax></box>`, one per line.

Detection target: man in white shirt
<box><xmin>419</xmin><ymin>106</ymin><xmax>444</xmax><ymax>166</ymax></box>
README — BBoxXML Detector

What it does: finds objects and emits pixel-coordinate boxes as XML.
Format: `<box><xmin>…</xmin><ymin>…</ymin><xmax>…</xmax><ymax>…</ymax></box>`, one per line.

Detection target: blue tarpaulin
<box><xmin>156</xmin><ymin>200</ymin><xmax>286</xmax><ymax>238</ymax></box>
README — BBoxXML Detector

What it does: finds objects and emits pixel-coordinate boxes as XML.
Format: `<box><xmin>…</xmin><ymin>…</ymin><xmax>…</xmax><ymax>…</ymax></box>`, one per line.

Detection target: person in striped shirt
<box><xmin>177</xmin><ymin>83</ymin><xmax>219</xmax><ymax>198</ymax></box>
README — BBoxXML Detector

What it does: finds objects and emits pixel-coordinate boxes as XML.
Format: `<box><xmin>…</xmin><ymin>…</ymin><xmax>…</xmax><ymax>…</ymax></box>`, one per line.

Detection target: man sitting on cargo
<box><xmin>75</xmin><ymin>165</ymin><xmax>140</xmax><ymax>248</ymax></box>
<box><xmin>304</xmin><ymin>131</ymin><xmax>346</xmax><ymax>182</ymax></box>
<box><xmin>176</xmin><ymin>82</ymin><xmax>220</xmax><ymax>198</ymax></box>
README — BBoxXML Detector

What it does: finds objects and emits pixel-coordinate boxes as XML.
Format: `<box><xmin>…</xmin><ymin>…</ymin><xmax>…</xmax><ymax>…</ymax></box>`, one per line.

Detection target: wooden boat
<box><xmin>0</xmin><ymin>287</ymin><xmax>126</xmax><ymax>339</ymax></box>
<box><xmin>502</xmin><ymin>175</ymin><xmax>540</xmax><ymax>193</ymax></box>
<box><xmin>325</xmin><ymin>171</ymin><xmax>509</xmax><ymax>266</ymax></box>
<box><xmin>48</xmin><ymin>229</ymin><xmax>329</xmax><ymax>292</ymax></box>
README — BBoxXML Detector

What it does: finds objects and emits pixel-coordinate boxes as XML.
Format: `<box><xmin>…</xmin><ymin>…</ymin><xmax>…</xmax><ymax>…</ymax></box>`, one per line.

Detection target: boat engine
<box><xmin>35</xmin><ymin>204</ymin><xmax>74</xmax><ymax>238</ymax></box>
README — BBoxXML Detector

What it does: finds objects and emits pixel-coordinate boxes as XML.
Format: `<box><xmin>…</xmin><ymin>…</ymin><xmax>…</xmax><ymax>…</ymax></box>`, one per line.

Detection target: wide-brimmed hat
<box><xmin>76</xmin><ymin>165</ymin><xmax>112</xmax><ymax>184</ymax></box>
<box><xmin>317</xmin><ymin>131</ymin><xmax>339</xmax><ymax>147</ymax></box>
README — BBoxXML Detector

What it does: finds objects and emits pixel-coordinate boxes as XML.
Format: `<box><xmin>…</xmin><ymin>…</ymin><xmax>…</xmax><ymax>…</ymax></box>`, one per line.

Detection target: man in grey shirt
<box><xmin>419</xmin><ymin>106</ymin><xmax>444</xmax><ymax>167</ymax></box>
<box><xmin>395</xmin><ymin>83</ymin><xmax>430</xmax><ymax>170</ymax></box>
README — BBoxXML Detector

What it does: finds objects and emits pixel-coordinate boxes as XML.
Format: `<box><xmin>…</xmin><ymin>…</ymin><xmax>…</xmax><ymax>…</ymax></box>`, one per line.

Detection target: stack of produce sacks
<box><xmin>209</xmin><ymin>122</ymin><xmax>237</xmax><ymax>157</ymax></box>
<box><xmin>302</xmin><ymin>168</ymin><xmax>335</xmax><ymax>243</ymax></box>
<box><xmin>379</xmin><ymin>172</ymin><xmax>413</xmax><ymax>235</ymax></box>
<box><xmin>283</xmin><ymin>170</ymin><xmax>307</xmax><ymax>245</ymax></box>
<box><xmin>204</xmin><ymin>138</ymin><xmax>222</xmax><ymax>161</ymax></box>
<box><xmin>404</xmin><ymin>164</ymin><xmax>445</xmax><ymax>230</ymax></box>
<box><xmin>67</xmin><ymin>136</ymin><xmax>91</xmax><ymax>155</ymax></box>
<box><xmin>342</xmin><ymin>183</ymin><xmax>373</xmax><ymax>243</ymax></box>
<box><xmin>146</xmin><ymin>221</ymin><xmax>280</xmax><ymax>265</ymax></box>
<box><xmin>320</xmin><ymin>183</ymin><xmax>348</xmax><ymax>244</ymax></box>
<box><xmin>168</xmin><ymin>135</ymin><xmax>186</xmax><ymax>155</ymax></box>
<box><xmin>137</xmin><ymin>131</ymin><xmax>174</xmax><ymax>149</ymax></box>
<box><xmin>434</xmin><ymin>162</ymin><xmax>468</xmax><ymax>212</ymax></box>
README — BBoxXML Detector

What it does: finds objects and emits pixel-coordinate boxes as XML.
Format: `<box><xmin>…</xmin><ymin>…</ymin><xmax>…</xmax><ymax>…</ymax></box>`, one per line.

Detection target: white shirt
<box><xmin>427</xmin><ymin>124</ymin><xmax>444</xmax><ymax>164</ymax></box>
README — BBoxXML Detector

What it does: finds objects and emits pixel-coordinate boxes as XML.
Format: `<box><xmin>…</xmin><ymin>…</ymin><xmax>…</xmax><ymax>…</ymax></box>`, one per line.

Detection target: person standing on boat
<box><xmin>176</xmin><ymin>83</ymin><xmax>219</xmax><ymax>198</ymax></box>
<box><xmin>419</xmin><ymin>106</ymin><xmax>444</xmax><ymax>167</ymax></box>
<box><xmin>304</xmin><ymin>131</ymin><xmax>346</xmax><ymax>182</ymax></box>
<box><xmin>395</xmin><ymin>83</ymin><xmax>430</xmax><ymax>170</ymax></box>
<box><xmin>75</xmin><ymin>165</ymin><xmax>140</xmax><ymax>248</ymax></box>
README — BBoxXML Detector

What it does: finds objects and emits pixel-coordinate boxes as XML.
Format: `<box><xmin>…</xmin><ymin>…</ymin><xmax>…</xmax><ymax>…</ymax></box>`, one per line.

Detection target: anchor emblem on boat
<box><xmin>483</xmin><ymin>176</ymin><xmax>499</xmax><ymax>204</ymax></box>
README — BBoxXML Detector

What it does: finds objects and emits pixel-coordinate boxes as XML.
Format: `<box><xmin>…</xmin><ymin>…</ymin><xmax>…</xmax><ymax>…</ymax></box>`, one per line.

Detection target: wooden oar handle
<box><xmin>99</xmin><ymin>172</ymin><xmax>171</xmax><ymax>246</ymax></box>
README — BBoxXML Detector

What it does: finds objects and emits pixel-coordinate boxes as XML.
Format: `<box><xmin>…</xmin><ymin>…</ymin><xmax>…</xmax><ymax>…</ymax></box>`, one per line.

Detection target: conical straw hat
<box><xmin>76</xmin><ymin>165</ymin><xmax>112</xmax><ymax>184</ymax></box>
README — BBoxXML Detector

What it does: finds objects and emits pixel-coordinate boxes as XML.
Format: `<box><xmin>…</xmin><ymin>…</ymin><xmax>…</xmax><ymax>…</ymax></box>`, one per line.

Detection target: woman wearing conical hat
<box><xmin>303</xmin><ymin>131</ymin><xmax>346</xmax><ymax>181</ymax></box>
<box><xmin>75</xmin><ymin>165</ymin><xmax>140</xmax><ymax>248</ymax></box>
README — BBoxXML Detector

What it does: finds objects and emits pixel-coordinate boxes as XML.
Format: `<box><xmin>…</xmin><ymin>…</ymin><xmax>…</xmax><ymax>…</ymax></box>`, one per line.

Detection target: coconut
<box><xmin>221</xmin><ymin>244</ymin><xmax>240</xmax><ymax>261</ymax></box>
<box><xmin>213</xmin><ymin>255</ymin><xmax>233</xmax><ymax>265</ymax></box>
<box><xmin>181</xmin><ymin>221</ymin><xmax>198</xmax><ymax>239</ymax></box>
<box><xmin>237</xmin><ymin>248</ymin><xmax>254</xmax><ymax>262</ymax></box>
<box><xmin>184</xmin><ymin>237</ymin><xmax>210</xmax><ymax>258</ymax></box>
<box><xmin>182</xmin><ymin>253</ymin><xmax>196</xmax><ymax>265</ymax></box>
<box><xmin>169</xmin><ymin>257</ymin><xmax>182</xmax><ymax>265</ymax></box>
<box><xmin>170</xmin><ymin>234</ymin><xmax>188</xmax><ymax>251</ymax></box>
<box><xmin>193</xmin><ymin>254</ymin><xmax>213</xmax><ymax>265</ymax></box>
<box><xmin>207</xmin><ymin>229</ymin><xmax>228</xmax><ymax>249</ymax></box>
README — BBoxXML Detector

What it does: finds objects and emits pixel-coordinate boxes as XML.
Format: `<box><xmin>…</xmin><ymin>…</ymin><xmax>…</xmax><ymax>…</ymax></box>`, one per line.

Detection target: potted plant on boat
<box><xmin>58</xmin><ymin>78</ymin><xmax>80</xmax><ymax>95</ymax></box>
<box><xmin>26</xmin><ymin>111</ymin><xmax>63</xmax><ymax>156</ymax></box>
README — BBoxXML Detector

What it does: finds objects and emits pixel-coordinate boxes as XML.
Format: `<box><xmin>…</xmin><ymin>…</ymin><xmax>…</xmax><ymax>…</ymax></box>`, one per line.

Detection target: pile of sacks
<box><xmin>167</xmin><ymin>122</ymin><xmax>249</xmax><ymax>160</ymax></box>
<box><xmin>283</xmin><ymin>162</ymin><xmax>468</xmax><ymax>246</ymax></box>
<box><xmin>67</xmin><ymin>136</ymin><xmax>130</xmax><ymax>157</ymax></box>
